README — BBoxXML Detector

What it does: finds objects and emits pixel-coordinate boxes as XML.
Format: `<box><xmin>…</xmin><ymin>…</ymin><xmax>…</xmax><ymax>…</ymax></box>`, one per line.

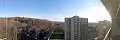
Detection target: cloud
<box><xmin>48</xmin><ymin>2</ymin><xmax>111</xmax><ymax>22</ymax></box>
<box><xmin>73</xmin><ymin>4</ymin><xmax>111</xmax><ymax>22</ymax></box>
<box><xmin>0</xmin><ymin>0</ymin><xmax>111</xmax><ymax>22</ymax></box>
<box><xmin>1</xmin><ymin>6</ymin><xmax>111</xmax><ymax>22</ymax></box>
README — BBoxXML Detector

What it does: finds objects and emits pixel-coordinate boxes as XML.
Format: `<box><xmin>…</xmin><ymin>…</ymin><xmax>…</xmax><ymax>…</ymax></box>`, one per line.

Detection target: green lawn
<box><xmin>50</xmin><ymin>32</ymin><xmax>64</xmax><ymax>40</ymax></box>
<box><xmin>49</xmin><ymin>39</ymin><xmax>64</xmax><ymax>40</ymax></box>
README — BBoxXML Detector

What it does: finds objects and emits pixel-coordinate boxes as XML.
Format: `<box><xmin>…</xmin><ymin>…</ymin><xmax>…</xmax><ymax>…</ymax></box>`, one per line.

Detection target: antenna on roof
<box><xmin>74</xmin><ymin>8</ymin><xmax>79</xmax><ymax>16</ymax></box>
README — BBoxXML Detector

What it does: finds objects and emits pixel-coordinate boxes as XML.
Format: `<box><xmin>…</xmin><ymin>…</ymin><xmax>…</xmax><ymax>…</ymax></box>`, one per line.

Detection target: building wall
<box><xmin>98</xmin><ymin>21</ymin><xmax>104</xmax><ymax>39</ymax></box>
<box><xmin>65</xmin><ymin>18</ymin><xmax>71</xmax><ymax>40</ymax></box>
<box><xmin>98</xmin><ymin>20</ymin><xmax>110</xmax><ymax>39</ymax></box>
<box><xmin>105</xmin><ymin>21</ymin><xmax>110</xmax><ymax>34</ymax></box>
<box><xmin>65</xmin><ymin>16</ymin><xmax>88</xmax><ymax>40</ymax></box>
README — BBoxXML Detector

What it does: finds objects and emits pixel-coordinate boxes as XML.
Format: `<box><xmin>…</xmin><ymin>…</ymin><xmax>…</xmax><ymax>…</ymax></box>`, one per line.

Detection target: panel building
<box><xmin>65</xmin><ymin>16</ymin><xmax>88</xmax><ymax>40</ymax></box>
<box><xmin>98</xmin><ymin>20</ymin><xmax>111</xmax><ymax>39</ymax></box>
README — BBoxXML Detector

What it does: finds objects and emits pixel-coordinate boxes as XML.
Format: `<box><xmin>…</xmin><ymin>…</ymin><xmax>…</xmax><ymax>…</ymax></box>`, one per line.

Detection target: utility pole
<box><xmin>5</xmin><ymin>0</ymin><xmax>8</xmax><ymax>39</ymax></box>
<box><xmin>5</xmin><ymin>17</ymin><xmax>7</xmax><ymax>40</ymax></box>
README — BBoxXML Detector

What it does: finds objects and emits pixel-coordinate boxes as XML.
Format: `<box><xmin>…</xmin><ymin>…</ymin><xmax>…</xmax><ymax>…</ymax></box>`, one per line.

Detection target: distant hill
<box><xmin>0</xmin><ymin>17</ymin><xmax>64</xmax><ymax>32</ymax></box>
<box><xmin>0</xmin><ymin>17</ymin><xmax>65</xmax><ymax>40</ymax></box>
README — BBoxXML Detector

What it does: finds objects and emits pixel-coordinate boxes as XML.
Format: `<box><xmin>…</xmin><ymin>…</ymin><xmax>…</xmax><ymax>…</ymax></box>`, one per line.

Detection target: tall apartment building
<box><xmin>98</xmin><ymin>20</ymin><xmax>111</xmax><ymax>39</ymax></box>
<box><xmin>65</xmin><ymin>16</ymin><xmax>88</xmax><ymax>40</ymax></box>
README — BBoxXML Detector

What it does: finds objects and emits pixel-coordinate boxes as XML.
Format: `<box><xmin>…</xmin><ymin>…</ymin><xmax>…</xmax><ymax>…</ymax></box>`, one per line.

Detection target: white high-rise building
<box><xmin>65</xmin><ymin>16</ymin><xmax>88</xmax><ymax>40</ymax></box>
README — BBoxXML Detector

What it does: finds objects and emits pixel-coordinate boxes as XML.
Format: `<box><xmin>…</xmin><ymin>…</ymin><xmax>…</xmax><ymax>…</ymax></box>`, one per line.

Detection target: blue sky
<box><xmin>0</xmin><ymin>0</ymin><xmax>111</xmax><ymax>22</ymax></box>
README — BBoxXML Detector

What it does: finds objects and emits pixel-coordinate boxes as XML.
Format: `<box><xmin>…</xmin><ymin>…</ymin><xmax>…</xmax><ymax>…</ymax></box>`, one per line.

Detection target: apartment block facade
<box><xmin>65</xmin><ymin>16</ymin><xmax>88</xmax><ymax>40</ymax></box>
<box><xmin>98</xmin><ymin>20</ymin><xmax>110</xmax><ymax>39</ymax></box>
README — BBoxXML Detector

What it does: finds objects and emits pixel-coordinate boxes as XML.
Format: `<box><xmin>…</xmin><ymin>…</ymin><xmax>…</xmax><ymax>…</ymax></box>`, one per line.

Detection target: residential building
<box><xmin>65</xmin><ymin>16</ymin><xmax>88</xmax><ymax>40</ymax></box>
<box><xmin>98</xmin><ymin>20</ymin><xmax>110</xmax><ymax>39</ymax></box>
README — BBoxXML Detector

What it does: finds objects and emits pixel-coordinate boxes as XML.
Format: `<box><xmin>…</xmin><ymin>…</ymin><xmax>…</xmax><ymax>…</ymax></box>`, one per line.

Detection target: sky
<box><xmin>0</xmin><ymin>0</ymin><xmax>111</xmax><ymax>22</ymax></box>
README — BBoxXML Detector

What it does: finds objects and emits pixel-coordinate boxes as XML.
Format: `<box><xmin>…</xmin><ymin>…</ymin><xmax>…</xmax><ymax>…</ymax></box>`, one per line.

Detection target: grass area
<box><xmin>50</xmin><ymin>34</ymin><xmax>64</xmax><ymax>39</ymax></box>
<box><xmin>50</xmin><ymin>32</ymin><xmax>64</xmax><ymax>40</ymax></box>
<box><xmin>49</xmin><ymin>39</ymin><xmax>64</xmax><ymax>40</ymax></box>
<box><xmin>53</xmin><ymin>32</ymin><xmax>64</xmax><ymax>34</ymax></box>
